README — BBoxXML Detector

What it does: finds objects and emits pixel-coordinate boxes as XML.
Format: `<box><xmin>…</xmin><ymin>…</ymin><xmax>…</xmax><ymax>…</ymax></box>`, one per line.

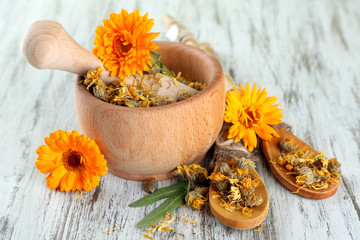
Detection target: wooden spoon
<box><xmin>261</xmin><ymin>126</ymin><xmax>339</xmax><ymax>199</ymax></box>
<box><xmin>209</xmin><ymin>166</ymin><xmax>269</xmax><ymax>229</ymax></box>
<box><xmin>21</xmin><ymin>20</ymin><xmax>197</xmax><ymax>100</ymax></box>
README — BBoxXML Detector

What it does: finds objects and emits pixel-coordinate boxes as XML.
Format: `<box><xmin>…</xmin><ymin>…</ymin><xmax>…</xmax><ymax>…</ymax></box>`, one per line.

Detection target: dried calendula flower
<box><xmin>279</xmin><ymin>137</ymin><xmax>295</xmax><ymax>152</ymax></box>
<box><xmin>177</xmin><ymin>72</ymin><xmax>207</xmax><ymax>91</ymax></box>
<box><xmin>217</xmin><ymin>162</ymin><xmax>234</xmax><ymax>177</ymax></box>
<box><xmin>81</xmin><ymin>67</ymin><xmax>206</xmax><ymax>108</ymax></box>
<box><xmin>80</xmin><ymin>66</ymin><xmax>108</xmax><ymax>101</ymax></box>
<box><xmin>143</xmin><ymin>178</ymin><xmax>157</xmax><ymax>193</ymax></box>
<box><xmin>208</xmin><ymin>172</ymin><xmax>230</xmax><ymax>192</ymax></box>
<box><xmin>172</xmin><ymin>164</ymin><xmax>208</xmax><ymax>184</ymax></box>
<box><xmin>233</xmin><ymin>157</ymin><xmax>256</xmax><ymax>169</ymax></box>
<box><xmin>328</xmin><ymin>158</ymin><xmax>341</xmax><ymax>173</ymax></box>
<box><xmin>185</xmin><ymin>187</ymin><xmax>209</xmax><ymax>210</ymax></box>
<box><xmin>274</xmin><ymin>142</ymin><xmax>342</xmax><ymax>192</ymax></box>
<box><xmin>208</xmin><ymin>158</ymin><xmax>263</xmax><ymax>215</ymax></box>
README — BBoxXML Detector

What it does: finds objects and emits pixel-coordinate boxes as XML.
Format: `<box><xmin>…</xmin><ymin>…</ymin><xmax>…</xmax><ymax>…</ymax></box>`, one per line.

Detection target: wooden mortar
<box><xmin>74</xmin><ymin>41</ymin><xmax>225</xmax><ymax>181</ymax></box>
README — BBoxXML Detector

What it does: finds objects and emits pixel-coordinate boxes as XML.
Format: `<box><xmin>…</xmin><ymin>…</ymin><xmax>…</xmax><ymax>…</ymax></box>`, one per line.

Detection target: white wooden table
<box><xmin>1</xmin><ymin>0</ymin><xmax>360</xmax><ymax>239</ymax></box>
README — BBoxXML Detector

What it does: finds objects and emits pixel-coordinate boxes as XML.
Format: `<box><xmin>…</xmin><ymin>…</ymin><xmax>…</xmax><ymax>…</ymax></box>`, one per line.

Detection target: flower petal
<box><xmin>46</xmin><ymin>166</ymin><xmax>67</xmax><ymax>190</ymax></box>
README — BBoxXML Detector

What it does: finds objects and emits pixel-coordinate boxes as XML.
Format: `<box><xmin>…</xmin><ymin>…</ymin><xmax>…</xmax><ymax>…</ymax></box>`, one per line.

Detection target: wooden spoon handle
<box><xmin>22</xmin><ymin>20</ymin><xmax>110</xmax><ymax>78</ymax></box>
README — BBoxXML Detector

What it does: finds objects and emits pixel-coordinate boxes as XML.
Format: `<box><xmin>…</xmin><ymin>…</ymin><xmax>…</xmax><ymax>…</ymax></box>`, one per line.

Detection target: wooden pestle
<box><xmin>22</xmin><ymin>20</ymin><xmax>197</xmax><ymax>100</ymax></box>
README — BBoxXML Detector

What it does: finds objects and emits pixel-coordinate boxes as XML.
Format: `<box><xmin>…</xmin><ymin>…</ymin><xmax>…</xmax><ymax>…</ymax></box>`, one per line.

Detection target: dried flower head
<box><xmin>328</xmin><ymin>158</ymin><xmax>341</xmax><ymax>173</ymax></box>
<box><xmin>93</xmin><ymin>9</ymin><xmax>160</xmax><ymax>81</ymax></box>
<box><xmin>224</xmin><ymin>82</ymin><xmax>283</xmax><ymax>152</ymax></box>
<box><xmin>172</xmin><ymin>164</ymin><xmax>208</xmax><ymax>184</ymax></box>
<box><xmin>240</xmin><ymin>194</ymin><xmax>263</xmax><ymax>207</ymax></box>
<box><xmin>234</xmin><ymin>157</ymin><xmax>256</xmax><ymax>169</ymax></box>
<box><xmin>279</xmin><ymin>137</ymin><xmax>295</xmax><ymax>152</ymax></box>
<box><xmin>36</xmin><ymin>130</ymin><xmax>108</xmax><ymax>192</ymax></box>
<box><xmin>143</xmin><ymin>178</ymin><xmax>156</xmax><ymax>193</ymax></box>
<box><xmin>80</xmin><ymin>66</ymin><xmax>107</xmax><ymax>101</ymax></box>
<box><xmin>217</xmin><ymin>162</ymin><xmax>234</xmax><ymax>177</ymax></box>
<box><xmin>186</xmin><ymin>187</ymin><xmax>209</xmax><ymax>210</ymax></box>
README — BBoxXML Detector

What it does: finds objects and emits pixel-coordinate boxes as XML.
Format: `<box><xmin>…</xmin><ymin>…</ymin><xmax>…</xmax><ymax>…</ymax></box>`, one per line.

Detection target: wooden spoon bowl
<box><xmin>75</xmin><ymin>42</ymin><xmax>225</xmax><ymax>181</ymax></box>
<box><xmin>261</xmin><ymin>126</ymin><xmax>339</xmax><ymax>199</ymax></box>
<box><xmin>209</xmin><ymin>166</ymin><xmax>269</xmax><ymax>229</ymax></box>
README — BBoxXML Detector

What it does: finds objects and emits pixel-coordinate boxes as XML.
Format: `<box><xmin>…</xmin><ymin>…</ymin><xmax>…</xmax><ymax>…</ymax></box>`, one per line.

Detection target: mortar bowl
<box><xmin>74</xmin><ymin>41</ymin><xmax>225</xmax><ymax>181</ymax></box>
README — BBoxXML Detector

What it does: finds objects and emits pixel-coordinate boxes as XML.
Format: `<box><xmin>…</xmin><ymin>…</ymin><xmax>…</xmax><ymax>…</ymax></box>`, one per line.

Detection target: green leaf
<box><xmin>129</xmin><ymin>181</ymin><xmax>188</xmax><ymax>207</ymax></box>
<box><xmin>136</xmin><ymin>191</ymin><xmax>187</xmax><ymax>228</ymax></box>
<box><xmin>150</xmin><ymin>51</ymin><xmax>174</xmax><ymax>76</ymax></box>
<box><xmin>150</xmin><ymin>51</ymin><xmax>162</xmax><ymax>61</ymax></box>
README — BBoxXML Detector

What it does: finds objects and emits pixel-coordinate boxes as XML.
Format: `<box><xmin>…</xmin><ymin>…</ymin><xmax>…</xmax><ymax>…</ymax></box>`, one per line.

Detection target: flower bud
<box><xmin>143</xmin><ymin>178</ymin><xmax>156</xmax><ymax>193</ymax></box>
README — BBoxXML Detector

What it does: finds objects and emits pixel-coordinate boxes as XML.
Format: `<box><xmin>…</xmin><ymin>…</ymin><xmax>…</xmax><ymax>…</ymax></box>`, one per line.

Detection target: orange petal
<box><xmin>46</xmin><ymin>166</ymin><xmax>67</xmax><ymax>190</ymax></box>
<box><xmin>242</xmin><ymin>129</ymin><xmax>257</xmax><ymax>152</ymax></box>
<box><xmin>59</xmin><ymin>171</ymin><xmax>77</xmax><ymax>192</ymax></box>
<box><xmin>36</xmin><ymin>145</ymin><xmax>62</xmax><ymax>174</ymax></box>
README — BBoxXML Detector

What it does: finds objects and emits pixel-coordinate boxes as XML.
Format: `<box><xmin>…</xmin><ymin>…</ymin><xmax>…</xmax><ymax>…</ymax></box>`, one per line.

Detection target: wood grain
<box><xmin>1</xmin><ymin>0</ymin><xmax>360</xmax><ymax>239</ymax></box>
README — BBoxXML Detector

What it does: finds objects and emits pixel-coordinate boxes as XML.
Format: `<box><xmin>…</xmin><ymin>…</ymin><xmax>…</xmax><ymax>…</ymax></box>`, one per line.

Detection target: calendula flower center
<box><xmin>114</xmin><ymin>38</ymin><xmax>132</xmax><ymax>56</ymax></box>
<box><xmin>62</xmin><ymin>150</ymin><xmax>84</xmax><ymax>172</ymax></box>
<box><xmin>239</xmin><ymin>105</ymin><xmax>261</xmax><ymax>128</ymax></box>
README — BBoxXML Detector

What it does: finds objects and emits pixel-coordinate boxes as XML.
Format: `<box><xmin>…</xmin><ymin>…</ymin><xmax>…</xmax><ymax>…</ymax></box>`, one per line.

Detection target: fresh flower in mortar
<box><xmin>224</xmin><ymin>82</ymin><xmax>283</xmax><ymax>152</ymax></box>
<box><xmin>36</xmin><ymin>130</ymin><xmax>108</xmax><ymax>192</ymax></box>
<box><xmin>93</xmin><ymin>9</ymin><xmax>160</xmax><ymax>81</ymax></box>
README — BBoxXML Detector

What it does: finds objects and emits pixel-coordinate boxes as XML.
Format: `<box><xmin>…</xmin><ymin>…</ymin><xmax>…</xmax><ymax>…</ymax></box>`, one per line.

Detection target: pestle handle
<box><xmin>21</xmin><ymin>20</ymin><xmax>113</xmax><ymax>79</ymax></box>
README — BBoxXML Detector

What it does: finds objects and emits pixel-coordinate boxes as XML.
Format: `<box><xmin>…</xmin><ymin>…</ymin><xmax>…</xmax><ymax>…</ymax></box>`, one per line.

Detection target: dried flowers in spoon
<box><xmin>261</xmin><ymin>126</ymin><xmax>341</xmax><ymax>199</ymax></box>
<box><xmin>272</xmin><ymin>133</ymin><xmax>341</xmax><ymax>193</ymax></box>
<box><xmin>208</xmin><ymin>158</ymin><xmax>263</xmax><ymax>215</ymax></box>
<box><xmin>208</xmin><ymin>157</ymin><xmax>269</xmax><ymax>229</ymax></box>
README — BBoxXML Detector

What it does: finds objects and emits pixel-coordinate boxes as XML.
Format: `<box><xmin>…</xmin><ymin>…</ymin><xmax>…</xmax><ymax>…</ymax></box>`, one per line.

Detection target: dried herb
<box><xmin>172</xmin><ymin>164</ymin><xmax>208</xmax><ymax>185</ymax></box>
<box><xmin>274</xmin><ymin>138</ymin><xmax>342</xmax><ymax>192</ymax></box>
<box><xmin>185</xmin><ymin>187</ymin><xmax>209</xmax><ymax>210</ymax></box>
<box><xmin>209</xmin><ymin>158</ymin><xmax>263</xmax><ymax>215</ymax></box>
<box><xmin>129</xmin><ymin>181</ymin><xmax>187</xmax><ymax>207</ymax></box>
<box><xmin>136</xmin><ymin>191</ymin><xmax>186</xmax><ymax>228</ymax></box>
<box><xmin>143</xmin><ymin>178</ymin><xmax>156</xmax><ymax>193</ymax></box>
<box><xmin>81</xmin><ymin>66</ymin><xmax>206</xmax><ymax>107</ymax></box>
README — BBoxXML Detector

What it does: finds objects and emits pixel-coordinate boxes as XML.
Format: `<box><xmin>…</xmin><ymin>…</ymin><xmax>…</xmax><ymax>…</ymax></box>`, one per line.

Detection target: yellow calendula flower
<box><xmin>36</xmin><ymin>130</ymin><xmax>108</xmax><ymax>192</ymax></box>
<box><xmin>224</xmin><ymin>82</ymin><xmax>283</xmax><ymax>152</ymax></box>
<box><xmin>93</xmin><ymin>9</ymin><xmax>160</xmax><ymax>81</ymax></box>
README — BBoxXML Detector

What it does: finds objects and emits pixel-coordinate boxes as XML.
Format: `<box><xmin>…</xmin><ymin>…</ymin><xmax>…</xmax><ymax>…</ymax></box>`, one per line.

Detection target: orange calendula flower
<box><xmin>36</xmin><ymin>130</ymin><xmax>108</xmax><ymax>192</ymax></box>
<box><xmin>224</xmin><ymin>82</ymin><xmax>283</xmax><ymax>152</ymax></box>
<box><xmin>93</xmin><ymin>9</ymin><xmax>160</xmax><ymax>81</ymax></box>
